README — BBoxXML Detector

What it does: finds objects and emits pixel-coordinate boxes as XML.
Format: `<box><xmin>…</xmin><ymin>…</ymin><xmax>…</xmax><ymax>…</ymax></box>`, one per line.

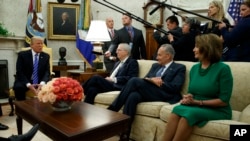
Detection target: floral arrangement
<box><xmin>38</xmin><ymin>77</ymin><xmax>84</xmax><ymax>104</ymax></box>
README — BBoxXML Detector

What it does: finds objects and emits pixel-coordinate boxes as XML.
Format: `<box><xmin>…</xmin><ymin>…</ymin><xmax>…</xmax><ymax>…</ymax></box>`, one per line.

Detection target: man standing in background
<box><xmin>102</xmin><ymin>17</ymin><xmax>117</xmax><ymax>73</ymax></box>
<box><xmin>105</xmin><ymin>13</ymin><xmax>147</xmax><ymax>60</ymax></box>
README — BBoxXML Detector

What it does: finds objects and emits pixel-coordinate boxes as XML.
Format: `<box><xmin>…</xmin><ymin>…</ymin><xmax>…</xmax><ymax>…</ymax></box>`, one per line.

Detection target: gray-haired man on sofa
<box><xmin>107</xmin><ymin>44</ymin><xmax>186</xmax><ymax>141</ymax></box>
<box><xmin>83</xmin><ymin>43</ymin><xmax>139</xmax><ymax>104</ymax></box>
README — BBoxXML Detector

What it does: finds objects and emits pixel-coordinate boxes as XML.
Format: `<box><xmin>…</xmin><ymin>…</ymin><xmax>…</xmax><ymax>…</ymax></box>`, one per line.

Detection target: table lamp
<box><xmin>85</xmin><ymin>20</ymin><xmax>111</xmax><ymax>70</ymax></box>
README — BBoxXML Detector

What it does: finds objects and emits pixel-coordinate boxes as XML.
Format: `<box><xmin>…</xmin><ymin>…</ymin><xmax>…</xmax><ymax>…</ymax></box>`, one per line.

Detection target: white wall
<box><xmin>0</xmin><ymin>0</ymin><xmax>231</xmax><ymax>63</ymax></box>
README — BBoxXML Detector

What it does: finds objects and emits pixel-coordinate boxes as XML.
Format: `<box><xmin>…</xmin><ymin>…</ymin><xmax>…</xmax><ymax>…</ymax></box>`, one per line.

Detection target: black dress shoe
<box><xmin>8</xmin><ymin>124</ymin><xmax>40</xmax><ymax>141</ymax></box>
<box><xmin>0</xmin><ymin>123</ymin><xmax>9</xmax><ymax>130</ymax></box>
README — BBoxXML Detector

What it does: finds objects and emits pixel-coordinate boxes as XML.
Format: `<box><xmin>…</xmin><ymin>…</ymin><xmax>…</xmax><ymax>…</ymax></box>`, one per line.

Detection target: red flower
<box><xmin>38</xmin><ymin>77</ymin><xmax>84</xmax><ymax>104</ymax></box>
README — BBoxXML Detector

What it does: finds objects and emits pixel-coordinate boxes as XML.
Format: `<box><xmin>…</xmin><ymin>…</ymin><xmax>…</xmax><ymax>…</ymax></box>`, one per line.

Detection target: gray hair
<box><xmin>118</xmin><ymin>43</ymin><xmax>131</xmax><ymax>55</ymax></box>
<box><xmin>160</xmin><ymin>44</ymin><xmax>175</xmax><ymax>57</ymax></box>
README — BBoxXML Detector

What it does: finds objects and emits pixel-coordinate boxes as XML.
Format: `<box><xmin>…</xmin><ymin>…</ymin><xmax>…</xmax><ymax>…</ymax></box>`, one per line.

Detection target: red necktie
<box><xmin>111</xmin><ymin>29</ymin><xmax>114</xmax><ymax>38</ymax></box>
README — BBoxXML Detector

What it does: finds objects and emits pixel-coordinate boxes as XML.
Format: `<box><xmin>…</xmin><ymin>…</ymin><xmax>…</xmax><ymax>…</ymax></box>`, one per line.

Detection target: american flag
<box><xmin>227</xmin><ymin>0</ymin><xmax>243</xmax><ymax>24</ymax></box>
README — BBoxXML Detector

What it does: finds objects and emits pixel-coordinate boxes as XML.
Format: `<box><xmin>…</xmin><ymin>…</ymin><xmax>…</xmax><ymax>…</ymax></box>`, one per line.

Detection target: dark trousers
<box><xmin>109</xmin><ymin>77</ymin><xmax>172</xmax><ymax>119</ymax></box>
<box><xmin>13</xmin><ymin>82</ymin><xmax>29</xmax><ymax>101</ymax></box>
<box><xmin>108</xmin><ymin>77</ymin><xmax>173</xmax><ymax>139</ymax></box>
<box><xmin>83</xmin><ymin>75</ymin><xmax>118</xmax><ymax>104</ymax></box>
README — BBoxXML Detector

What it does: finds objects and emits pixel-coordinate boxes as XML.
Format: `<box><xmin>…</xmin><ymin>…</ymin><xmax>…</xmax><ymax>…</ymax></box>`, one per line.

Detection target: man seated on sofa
<box><xmin>107</xmin><ymin>44</ymin><xmax>186</xmax><ymax>140</ymax></box>
<box><xmin>83</xmin><ymin>43</ymin><xmax>139</xmax><ymax>104</ymax></box>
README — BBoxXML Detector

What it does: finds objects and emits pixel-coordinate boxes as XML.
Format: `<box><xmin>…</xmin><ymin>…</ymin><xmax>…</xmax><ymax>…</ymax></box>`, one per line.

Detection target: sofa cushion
<box><xmin>224</xmin><ymin>62</ymin><xmax>250</xmax><ymax>111</ymax></box>
<box><xmin>239</xmin><ymin>104</ymin><xmax>250</xmax><ymax>123</ymax></box>
<box><xmin>136</xmin><ymin>102</ymin><xmax>170</xmax><ymax>118</ymax></box>
<box><xmin>160</xmin><ymin>104</ymin><xmax>244</xmax><ymax>140</ymax></box>
<box><xmin>137</xmin><ymin>60</ymin><xmax>157</xmax><ymax>78</ymax></box>
<box><xmin>95</xmin><ymin>91</ymin><xmax>120</xmax><ymax>105</ymax></box>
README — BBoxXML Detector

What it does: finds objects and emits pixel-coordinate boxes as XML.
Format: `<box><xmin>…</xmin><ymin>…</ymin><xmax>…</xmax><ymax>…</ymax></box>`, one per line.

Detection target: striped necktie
<box><xmin>127</xmin><ymin>27</ymin><xmax>133</xmax><ymax>41</ymax></box>
<box><xmin>156</xmin><ymin>66</ymin><xmax>165</xmax><ymax>77</ymax></box>
<box><xmin>33</xmin><ymin>53</ymin><xmax>39</xmax><ymax>84</ymax></box>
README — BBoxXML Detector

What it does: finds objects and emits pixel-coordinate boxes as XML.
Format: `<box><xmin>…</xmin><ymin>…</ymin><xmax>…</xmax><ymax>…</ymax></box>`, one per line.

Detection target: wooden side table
<box><xmin>53</xmin><ymin>65</ymin><xmax>80</xmax><ymax>77</ymax></box>
<box><xmin>67</xmin><ymin>70</ymin><xmax>109</xmax><ymax>83</ymax></box>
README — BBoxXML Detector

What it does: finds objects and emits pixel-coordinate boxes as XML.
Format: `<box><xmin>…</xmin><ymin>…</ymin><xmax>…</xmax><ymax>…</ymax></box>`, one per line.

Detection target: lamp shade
<box><xmin>85</xmin><ymin>20</ymin><xmax>111</xmax><ymax>42</ymax></box>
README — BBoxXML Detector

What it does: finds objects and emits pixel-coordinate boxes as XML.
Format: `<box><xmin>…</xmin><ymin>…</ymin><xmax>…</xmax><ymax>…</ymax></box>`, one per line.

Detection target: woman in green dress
<box><xmin>162</xmin><ymin>33</ymin><xmax>233</xmax><ymax>141</ymax></box>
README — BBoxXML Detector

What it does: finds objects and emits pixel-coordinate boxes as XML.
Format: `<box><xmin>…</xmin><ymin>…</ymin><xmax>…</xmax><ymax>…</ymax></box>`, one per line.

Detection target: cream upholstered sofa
<box><xmin>94</xmin><ymin>60</ymin><xmax>250</xmax><ymax>141</ymax></box>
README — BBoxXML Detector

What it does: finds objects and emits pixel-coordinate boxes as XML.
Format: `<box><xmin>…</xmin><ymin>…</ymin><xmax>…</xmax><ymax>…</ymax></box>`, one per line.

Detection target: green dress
<box><xmin>172</xmin><ymin>62</ymin><xmax>233</xmax><ymax>127</ymax></box>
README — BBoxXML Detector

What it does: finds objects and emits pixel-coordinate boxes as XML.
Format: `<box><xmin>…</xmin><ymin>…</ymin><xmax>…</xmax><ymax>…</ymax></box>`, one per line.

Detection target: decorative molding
<box><xmin>0</xmin><ymin>36</ymin><xmax>25</xmax><ymax>51</ymax></box>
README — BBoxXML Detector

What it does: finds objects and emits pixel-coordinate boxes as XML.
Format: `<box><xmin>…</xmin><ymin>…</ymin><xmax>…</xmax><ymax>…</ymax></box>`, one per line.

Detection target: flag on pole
<box><xmin>76</xmin><ymin>0</ymin><xmax>95</xmax><ymax>67</ymax></box>
<box><xmin>227</xmin><ymin>0</ymin><xmax>243</xmax><ymax>25</ymax></box>
<box><xmin>25</xmin><ymin>0</ymin><xmax>47</xmax><ymax>47</ymax></box>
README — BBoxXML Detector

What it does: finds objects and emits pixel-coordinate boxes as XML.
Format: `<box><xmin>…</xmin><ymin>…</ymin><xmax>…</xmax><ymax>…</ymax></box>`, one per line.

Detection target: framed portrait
<box><xmin>48</xmin><ymin>2</ymin><xmax>80</xmax><ymax>40</ymax></box>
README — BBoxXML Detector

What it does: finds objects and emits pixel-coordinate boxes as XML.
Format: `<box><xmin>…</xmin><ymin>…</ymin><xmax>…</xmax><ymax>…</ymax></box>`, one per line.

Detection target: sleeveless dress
<box><xmin>172</xmin><ymin>62</ymin><xmax>233</xmax><ymax>127</ymax></box>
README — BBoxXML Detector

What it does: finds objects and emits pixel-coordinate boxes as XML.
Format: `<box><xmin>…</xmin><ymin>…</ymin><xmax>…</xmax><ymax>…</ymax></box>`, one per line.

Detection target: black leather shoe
<box><xmin>0</xmin><ymin>123</ymin><xmax>9</xmax><ymax>130</ymax></box>
<box><xmin>8</xmin><ymin>124</ymin><xmax>40</xmax><ymax>141</ymax></box>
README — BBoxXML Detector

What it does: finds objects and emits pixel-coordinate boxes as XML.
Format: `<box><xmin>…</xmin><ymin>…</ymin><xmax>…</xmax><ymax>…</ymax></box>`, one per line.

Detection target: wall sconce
<box><xmin>85</xmin><ymin>20</ymin><xmax>111</xmax><ymax>70</ymax></box>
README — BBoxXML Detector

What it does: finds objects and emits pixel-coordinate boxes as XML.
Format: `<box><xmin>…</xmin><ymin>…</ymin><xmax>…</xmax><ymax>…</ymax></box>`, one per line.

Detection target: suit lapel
<box><xmin>162</xmin><ymin>62</ymin><xmax>175</xmax><ymax>77</ymax></box>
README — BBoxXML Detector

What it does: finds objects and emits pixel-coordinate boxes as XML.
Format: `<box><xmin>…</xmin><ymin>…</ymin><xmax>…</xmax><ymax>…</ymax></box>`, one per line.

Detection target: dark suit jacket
<box><xmin>170</xmin><ymin>31</ymin><xmax>197</xmax><ymax>62</ymax></box>
<box><xmin>102</xmin><ymin>29</ymin><xmax>118</xmax><ymax>73</ymax></box>
<box><xmin>109</xmin><ymin>26</ymin><xmax>147</xmax><ymax>59</ymax></box>
<box><xmin>145</xmin><ymin>62</ymin><xmax>186</xmax><ymax>103</ymax></box>
<box><xmin>13</xmin><ymin>50</ymin><xmax>51</xmax><ymax>88</ymax></box>
<box><xmin>111</xmin><ymin>57</ymin><xmax>139</xmax><ymax>89</ymax></box>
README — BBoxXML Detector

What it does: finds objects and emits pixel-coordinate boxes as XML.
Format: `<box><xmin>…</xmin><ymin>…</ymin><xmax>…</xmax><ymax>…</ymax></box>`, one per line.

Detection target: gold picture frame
<box><xmin>48</xmin><ymin>2</ymin><xmax>80</xmax><ymax>40</ymax></box>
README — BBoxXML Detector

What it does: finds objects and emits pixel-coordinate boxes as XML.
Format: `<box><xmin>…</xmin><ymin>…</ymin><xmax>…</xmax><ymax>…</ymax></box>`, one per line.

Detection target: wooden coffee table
<box><xmin>15</xmin><ymin>99</ymin><xmax>130</xmax><ymax>141</ymax></box>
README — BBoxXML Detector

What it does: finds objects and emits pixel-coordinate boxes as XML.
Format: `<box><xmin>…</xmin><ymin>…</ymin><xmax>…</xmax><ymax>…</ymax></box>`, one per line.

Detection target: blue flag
<box><xmin>76</xmin><ymin>0</ymin><xmax>95</xmax><ymax>66</ymax></box>
<box><xmin>227</xmin><ymin>0</ymin><xmax>243</xmax><ymax>25</ymax></box>
<box><xmin>25</xmin><ymin>0</ymin><xmax>47</xmax><ymax>47</ymax></box>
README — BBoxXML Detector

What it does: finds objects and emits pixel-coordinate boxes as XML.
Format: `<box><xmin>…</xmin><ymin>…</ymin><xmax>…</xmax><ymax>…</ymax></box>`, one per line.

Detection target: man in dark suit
<box><xmin>153</xmin><ymin>15</ymin><xmax>182</xmax><ymax>59</ymax></box>
<box><xmin>105</xmin><ymin>13</ymin><xmax>146</xmax><ymax>60</ymax></box>
<box><xmin>83</xmin><ymin>43</ymin><xmax>139</xmax><ymax>104</ymax></box>
<box><xmin>13</xmin><ymin>36</ymin><xmax>50</xmax><ymax>100</ymax></box>
<box><xmin>102</xmin><ymin>17</ymin><xmax>118</xmax><ymax>73</ymax></box>
<box><xmin>107</xmin><ymin>44</ymin><xmax>186</xmax><ymax>140</ymax></box>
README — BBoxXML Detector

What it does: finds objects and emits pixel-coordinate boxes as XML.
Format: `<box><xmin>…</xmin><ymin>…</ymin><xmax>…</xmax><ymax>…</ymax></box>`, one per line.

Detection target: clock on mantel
<box><xmin>143</xmin><ymin>1</ymin><xmax>164</xmax><ymax>59</ymax></box>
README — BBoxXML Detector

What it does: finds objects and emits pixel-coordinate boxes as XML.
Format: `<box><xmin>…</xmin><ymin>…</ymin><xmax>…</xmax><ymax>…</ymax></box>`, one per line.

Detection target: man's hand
<box><xmin>149</xmin><ymin>77</ymin><xmax>164</xmax><ymax>87</ymax></box>
<box><xmin>28</xmin><ymin>84</ymin><xmax>42</xmax><ymax>96</ymax></box>
<box><xmin>167</xmin><ymin>34</ymin><xmax>174</xmax><ymax>42</ymax></box>
<box><xmin>105</xmin><ymin>77</ymin><xmax>114</xmax><ymax>82</ymax></box>
<box><xmin>105</xmin><ymin>51</ymin><xmax>111</xmax><ymax>57</ymax></box>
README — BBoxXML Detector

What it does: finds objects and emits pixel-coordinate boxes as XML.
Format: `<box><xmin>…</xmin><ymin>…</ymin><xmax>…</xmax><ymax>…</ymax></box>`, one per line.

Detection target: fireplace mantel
<box><xmin>0</xmin><ymin>36</ymin><xmax>25</xmax><ymax>87</ymax></box>
<box><xmin>0</xmin><ymin>36</ymin><xmax>25</xmax><ymax>51</ymax></box>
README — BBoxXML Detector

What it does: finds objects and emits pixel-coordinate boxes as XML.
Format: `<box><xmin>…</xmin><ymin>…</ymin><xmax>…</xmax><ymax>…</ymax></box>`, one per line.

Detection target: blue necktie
<box><xmin>156</xmin><ymin>66</ymin><xmax>165</xmax><ymax>77</ymax></box>
<box><xmin>33</xmin><ymin>54</ymin><xmax>39</xmax><ymax>84</ymax></box>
